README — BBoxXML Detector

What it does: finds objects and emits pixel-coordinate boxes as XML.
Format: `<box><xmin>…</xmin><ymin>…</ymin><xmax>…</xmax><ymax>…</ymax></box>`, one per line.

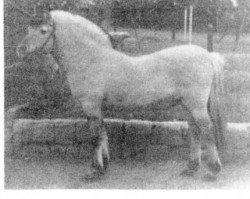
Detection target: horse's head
<box><xmin>17</xmin><ymin>12</ymin><xmax>56</xmax><ymax>58</ymax></box>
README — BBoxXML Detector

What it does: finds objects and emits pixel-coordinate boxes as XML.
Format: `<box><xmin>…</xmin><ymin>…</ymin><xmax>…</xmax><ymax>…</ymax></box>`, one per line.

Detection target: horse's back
<box><xmin>136</xmin><ymin>45</ymin><xmax>213</xmax><ymax>69</ymax></box>
<box><xmin>156</xmin><ymin>45</ymin><xmax>211</xmax><ymax>63</ymax></box>
<box><xmin>137</xmin><ymin>45</ymin><xmax>215</xmax><ymax>85</ymax></box>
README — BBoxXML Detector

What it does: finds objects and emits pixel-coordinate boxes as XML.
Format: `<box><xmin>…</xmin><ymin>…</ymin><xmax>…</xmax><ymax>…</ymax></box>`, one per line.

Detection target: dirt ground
<box><xmin>5</xmin><ymin>141</ymin><xmax>250</xmax><ymax>189</ymax></box>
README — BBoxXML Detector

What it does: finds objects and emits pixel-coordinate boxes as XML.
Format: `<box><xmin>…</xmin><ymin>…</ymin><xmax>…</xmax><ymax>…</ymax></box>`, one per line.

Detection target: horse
<box><xmin>17</xmin><ymin>10</ymin><xmax>226</xmax><ymax>180</ymax></box>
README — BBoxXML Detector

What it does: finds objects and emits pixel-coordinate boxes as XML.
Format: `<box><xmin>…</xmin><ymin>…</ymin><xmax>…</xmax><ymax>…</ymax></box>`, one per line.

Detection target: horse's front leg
<box><xmin>88</xmin><ymin>117</ymin><xmax>109</xmax><ymax>176</ymax></box>
<box><xmin>80</xmin><ymin>101</ymin><xmax>110</xmax><ymax>180</ymax></box>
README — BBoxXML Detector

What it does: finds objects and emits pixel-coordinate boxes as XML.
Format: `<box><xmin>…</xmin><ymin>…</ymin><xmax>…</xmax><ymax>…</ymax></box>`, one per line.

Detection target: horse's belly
<box><xmin>104</xmin><ymin>92</ymin><xmax>179</xmax><ymax>113</ymax></box>
<box><xmin>125</xmin><ymin>90</ymin><xmax>173</xmax><ymax>105</ymax></box>
<box><xmin>107</xmin><ymin>77</ymin><xmax>175</xmax><ymax>106</ymax></box>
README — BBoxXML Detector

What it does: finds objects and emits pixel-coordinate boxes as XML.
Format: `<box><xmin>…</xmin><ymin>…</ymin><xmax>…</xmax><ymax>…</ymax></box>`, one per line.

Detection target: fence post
<box><xmin>188</xmin><ymin>5</ymin><xmax>193</xmax><ymax>44</ymax></box>
<box><xmin>207</xmin><ymin>23</ymin><xmax>213</xmax><ymax>52</ymax></box>
<box><xmin>184</xmin><ymin>8</ymin><xmax>187</xmax><ymax>42</ymax></box>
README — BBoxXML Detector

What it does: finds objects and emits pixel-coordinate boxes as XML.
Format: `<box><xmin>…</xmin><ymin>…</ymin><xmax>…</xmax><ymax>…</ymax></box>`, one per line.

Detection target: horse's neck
<box><xmin>52</xmin><ymin>26</ymin><xmax>140</xmax><ymax>78</ymax></box>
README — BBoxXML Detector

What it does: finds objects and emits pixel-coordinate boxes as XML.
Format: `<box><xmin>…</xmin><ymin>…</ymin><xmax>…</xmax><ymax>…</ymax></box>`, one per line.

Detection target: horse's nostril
<box><xmin>17</xmin><ymin>45</ymin><xmax>28</xmax><ymax>57</ymax></box>
<box><xmin>20</xmin><ymin>45</ymin><xmax>27</xmax><ymax>52</ymax></box>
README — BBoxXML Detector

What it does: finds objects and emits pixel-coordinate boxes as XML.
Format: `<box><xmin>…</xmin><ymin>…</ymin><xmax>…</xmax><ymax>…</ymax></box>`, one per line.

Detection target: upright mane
<box><xmin>50</xmin><ymin>10</ymin><xmax>112</xmax><ymax>48</ymax></box>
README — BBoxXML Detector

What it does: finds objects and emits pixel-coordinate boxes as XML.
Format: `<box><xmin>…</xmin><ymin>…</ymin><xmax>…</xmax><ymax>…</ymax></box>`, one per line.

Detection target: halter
<box><xmin>39</xmin><ymin>20</ymin><xmax>56</xmax><ymax>53</ymax></box>
<box><xmin>26</xmin><ymin>16</ymin><xmax>56</xmax><ymax>56</ymax></box>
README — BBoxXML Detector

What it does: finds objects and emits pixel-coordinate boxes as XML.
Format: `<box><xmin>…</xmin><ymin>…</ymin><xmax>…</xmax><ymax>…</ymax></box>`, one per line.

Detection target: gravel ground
<box><xmin>5</xmin><ymin>142</ymin><xmax>250</xmax><ymax>189</ymax></box>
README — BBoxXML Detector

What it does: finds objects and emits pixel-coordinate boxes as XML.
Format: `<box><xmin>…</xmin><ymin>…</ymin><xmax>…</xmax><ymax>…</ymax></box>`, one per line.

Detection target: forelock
<box><xmin>29</xmin><ymin>12</ymin><xmax>51</xmax><ymax>27</ymax></box>
<box><xmin>29</xmin><ymin>18</ymin><xmax>43</xmax><ymax>27</ymax></box>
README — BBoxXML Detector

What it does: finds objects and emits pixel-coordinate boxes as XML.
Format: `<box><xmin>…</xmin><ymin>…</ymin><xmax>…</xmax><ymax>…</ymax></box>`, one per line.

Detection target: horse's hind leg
<box><xmin>181</xmin><ymin>105</ymin><xmax>222</xmax><ymax>177</ymax></box>
<box><xmin>194</xmin><ymin>110</ymin><xmax>222</xmax><ymax>175</ymax></box>
<box><xmin>180</xmin><ymin>111</ymin><xmax>202</xmax><ymax>177</ymax></box>
<box><xmin>84</xmin><ymin>117</ymin><xmax>110</xmax><ymax>180</ymax></box>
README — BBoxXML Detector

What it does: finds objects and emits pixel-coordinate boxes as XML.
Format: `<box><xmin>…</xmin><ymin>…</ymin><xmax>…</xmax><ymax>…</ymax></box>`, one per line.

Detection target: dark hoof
<box><xmin>206</xmin><ymin>161</ymin><xmax>222</xmax><ymax>174</ymax></box>
<box><xmin>180</xmin><ymin>169</ymin><xmax>197</xmax><ymax>177</ymax></box>
<box><xmin>84</xmin><ymin>156</ymin><xmax>109</xmax><ymax>182</ymax></box>
<box><xmin>180</xmin><ymin>159</ymin><xmax>200</xmax><ymax>177</ymax></box>
<box><xmin>92</xmin><ymin>156</ymin><xmax>109</xmax><ymax>174</ymax></box>
<box><xmin>102</xmin><ymin>155</ymin><xmax>109</xmax><ymax>172</ymax></box>
<box><xmin>82</xmin><ymin>170</ymin><xmax>105</xmax><ymax>182</ymax></box>
<box><xmin>202</xmin><ymin>174</ymin><xmax>217</xmax><ymax>182</ymax></box>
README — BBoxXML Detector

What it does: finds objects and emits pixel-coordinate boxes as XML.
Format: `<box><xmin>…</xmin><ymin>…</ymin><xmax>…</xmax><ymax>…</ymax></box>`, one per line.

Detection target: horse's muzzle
<box><xmin>16</xmin><ymin>44</ymin><xmax>28</xmax><ymax>58</ymax></box>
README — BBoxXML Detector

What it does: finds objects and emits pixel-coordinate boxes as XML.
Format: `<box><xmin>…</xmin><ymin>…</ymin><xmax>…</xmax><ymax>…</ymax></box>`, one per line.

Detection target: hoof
<box><xmin>202</xmin><ymin>174</ymin><xmax>217</xmax><ymax>182</ymax></box>
<box><xmin>92</xmin><ymin>156</ymin><xmax>109</xmax><ymax>174</ymax></box>
<box><xmin>83</xmin><ymin>156</ymin><xmax>109</xmax><ymax>182</ymax></box>
<box><xmin>82</xmin><ymin>170</ymin><xmax>105</xmax><ymax>182</ymax></box>
<box><xmin>180</xmin><ymin>159</ymin><xmax>200</xmax><ymax>177</ymax></box>
<box><xmin>102</xmin><ymin>155</ymin><xmax>109</xmax><ymax>172</ymax></box>
<box><xmin>207</xmin><ymin>161</ymin><xmax>222</xmax><ymax>174</ymax></box>
<box><xmin>180</xmin><ymin>169</ymin><xmax>197</xmax><ymax>177</ymax></box>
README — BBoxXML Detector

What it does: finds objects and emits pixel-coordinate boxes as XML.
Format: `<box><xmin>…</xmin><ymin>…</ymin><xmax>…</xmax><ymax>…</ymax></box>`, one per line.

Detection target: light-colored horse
<box><xmin>17</xmin><ymin>10</ymin><xmax>226</xmax><ymax>180</ymax></box>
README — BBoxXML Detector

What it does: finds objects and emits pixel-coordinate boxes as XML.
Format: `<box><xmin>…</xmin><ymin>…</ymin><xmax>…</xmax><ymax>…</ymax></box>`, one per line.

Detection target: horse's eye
<box><xmin>40</xmin><ymin>29</ymin><xmax>47</xmax><ymax>35</ymax></box>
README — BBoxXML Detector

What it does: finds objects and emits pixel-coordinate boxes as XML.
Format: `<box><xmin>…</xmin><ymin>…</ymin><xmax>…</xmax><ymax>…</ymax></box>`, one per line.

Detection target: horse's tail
<box><xmin>208</xmin><ymin>52</ymin><xmax>227</xmax><ymax>155</ymax></box>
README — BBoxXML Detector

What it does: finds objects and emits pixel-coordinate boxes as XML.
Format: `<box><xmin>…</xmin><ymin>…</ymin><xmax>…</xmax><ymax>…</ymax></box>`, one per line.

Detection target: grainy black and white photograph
<box><xmin>3</xmin><ymin>0</ymin><xmax>250</xmax><ymax>190</ymax></box>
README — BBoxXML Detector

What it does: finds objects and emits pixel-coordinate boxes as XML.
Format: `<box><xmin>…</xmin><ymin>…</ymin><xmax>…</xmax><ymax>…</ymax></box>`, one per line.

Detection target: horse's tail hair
<box><xmin>208</xmin><ymin>52</ymin><xmax>227</xmax><ymax>155</ymax></box>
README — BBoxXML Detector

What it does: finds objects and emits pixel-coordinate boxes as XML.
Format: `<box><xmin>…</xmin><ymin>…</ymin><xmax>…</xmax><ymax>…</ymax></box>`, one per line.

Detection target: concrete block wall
<box><xmin>5</xmin><ymin>105</ymin><xmax>190</xmax><ymax>159</ymax></box>
<box><xmin>5</xmin><ymin>105</ymin><xmax>250</xmax><ymax>161</ymax></box>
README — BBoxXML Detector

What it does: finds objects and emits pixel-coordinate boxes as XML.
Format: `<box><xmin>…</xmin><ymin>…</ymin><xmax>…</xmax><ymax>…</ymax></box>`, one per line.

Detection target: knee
<box><xmin>187</xmin><ymin>158</ymin><xmax>200</xmax><ymax>171</ymax></box>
